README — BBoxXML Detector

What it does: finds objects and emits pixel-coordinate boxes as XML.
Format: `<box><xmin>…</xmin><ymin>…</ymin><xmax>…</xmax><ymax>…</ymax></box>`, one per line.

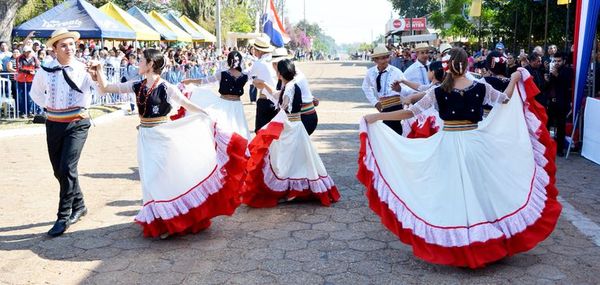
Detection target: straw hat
<box><xmin>252</xmin><ymin>36</ymin><xmax>275</xmax><ymax>53</ymax></box>
<box><xmin>415</xmin><ymin>42</ymin><xmax>432</xmax><ymax>52</ymax></box>
<box><xmin>371</xmin><ymin>44</ymin><xmax>391</xmax><ymax>58</ymax></box>
<box><xmin>271</xmin><ymin>47</ymin><xmax>292</xmax><ymax>62</ymax></box>
<box><xmin>46</xmin><ymin>28</ymin><xmax>80</xmax><ymax>48</ymax></box>
<box><xmin>439</xmin><ymin>43</ymin><xmax>452</xmax><ymax>54</ymax></box>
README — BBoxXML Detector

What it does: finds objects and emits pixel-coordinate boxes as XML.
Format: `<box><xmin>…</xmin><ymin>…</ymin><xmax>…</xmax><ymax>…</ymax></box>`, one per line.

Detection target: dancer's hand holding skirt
<box><xmin>243</xmin><ymin>110</ymin><xmax>340</xmax><ymax>208</ymax></box>
<box><xmin>134</xmin><ymin>113</ymin><xmax>248</xmax><ymax>237</ymax></box>
<box><xmin>357</xmin><ymin>74</ymin><xmax>561</xmax><ymax>268</ymax></box>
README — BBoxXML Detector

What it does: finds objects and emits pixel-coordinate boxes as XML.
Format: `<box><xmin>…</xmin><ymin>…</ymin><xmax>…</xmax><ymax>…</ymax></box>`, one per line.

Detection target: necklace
<box><xmin>136</xmin><ymin>78</ymin><xmax>159</xmax><ymax>116</ymax></box>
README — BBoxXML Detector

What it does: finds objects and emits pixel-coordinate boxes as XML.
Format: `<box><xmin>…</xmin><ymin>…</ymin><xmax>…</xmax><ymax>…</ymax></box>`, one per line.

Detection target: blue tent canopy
<box><xmin>164</xmin><ymin>12</ymin><xmax>204</xmax><ymax>41</ymax></box>
<box><xmin>12</xmin><ymin>0</ymin><xmax>135</xmax><ymax>39</ymax></box>
<box><xmin>127</xmin><ymin>7</ymin><xmax>178</xmax><ymax>41</ymax></box>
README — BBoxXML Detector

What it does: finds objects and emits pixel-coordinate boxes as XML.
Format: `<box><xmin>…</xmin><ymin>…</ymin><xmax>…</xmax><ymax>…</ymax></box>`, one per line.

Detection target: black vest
<box><xmin>218</xmin><ymin>71</ymin><xmax>248</xmax><ymax>96</ymax></box>
<box><xmin>435</xmin><ymin>82</ymin><xmax>486</xmax><ymax>122</ymax></box>
<box><xmin>133</xmin><ymin>81</ymin><xmax>172</xmax><ymax>118</ymax></box>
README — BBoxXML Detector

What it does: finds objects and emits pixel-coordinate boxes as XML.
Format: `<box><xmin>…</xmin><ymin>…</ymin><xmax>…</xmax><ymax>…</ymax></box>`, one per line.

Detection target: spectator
<box><xmin>507</xmin><ymin>53</ymin><xmax>519</xmax><ymax>74</ymax></box>
<box><xmin>543</xmin><ymin>44</ymin><xmax>558</xmax><ymax>75</ymax></box>
<box><xmin>16</xmin><ymin>46</ymin><xmax>40</xmax><ymax>117</ymax></box>
<box><xmin>533</xmin><ymin>46</ymin><xmax>544</xmax><ymax>57</ymax></box>
<box><xmin>525</xmin><ymin>53</ymin><xmax>546</xmax><ymax>106</ymax></box>
<box><xmin>546</xmin><ymin>52</ymin><xmax>573</xmax><ymax>157</ymax></box>
<box><xmin>0</xmin><ymin>41</ymin><xmax>11</xmax><ymax>63</ymax></box>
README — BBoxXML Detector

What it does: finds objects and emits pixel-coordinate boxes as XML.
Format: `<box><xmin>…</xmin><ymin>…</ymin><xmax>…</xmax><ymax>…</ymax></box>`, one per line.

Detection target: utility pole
<box><xmin>565</xmin><ymin>1</ymin><xmax>570</xmax><ymax>52</ymax></box>
<box><xmin>303</xmin><ymin>0</ymin><xmax>306</xmax><ymax>27</ymax></box>
<box><xmin>216</xmin><ymin>0</ymin><xmax>222</xmax><ymax>55</ymax></box>
<box><xmin>543</xmin><ymin>0</ymin><xmax>549</xmax><ymax>50</ymax></box>
<box><xmin>528</xmin><ymin>9</ymin><xmax>533</xmax><ymax>51</ymax></box>
<box><xmin>513</xmin><ymin>9</ymin><xmax>518</xmax><ymax>53</ymax></box>
<box><xmin>409</xmin><ymin>0</ymin><xmax>414</xmax><ymax>38</ymax></box>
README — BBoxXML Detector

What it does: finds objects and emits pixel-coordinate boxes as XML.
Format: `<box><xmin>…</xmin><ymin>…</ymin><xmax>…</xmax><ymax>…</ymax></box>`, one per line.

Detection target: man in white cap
<box><xmin>403</xmin><ymin>42</ymin><xmax>431</xmax><ymax>87</ymax></box>
<box><xmin>362</xmin><ymin>44</ymin><xmax>411</xmax><ymax>135</ymax></box>
<box><xmin>247</xmin><ymin>36</ymin><xmax>277</xmax><ymax>132</ymax></box>
<box><xmin>438</xmin><ymin>43</ymin><xmax>452</xmax><ymax>60</ymax></box>
<box><xmin>29</xmin><ymin>29</ymin><xmax>97</xmax><ymax>237</ymax></box>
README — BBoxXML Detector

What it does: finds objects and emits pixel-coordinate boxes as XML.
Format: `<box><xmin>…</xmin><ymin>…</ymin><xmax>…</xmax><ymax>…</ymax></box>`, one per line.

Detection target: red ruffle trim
<box><xmin>356</xmin><ymin>78</ymin><xmax>561</xmax><ymax>268</ymax></box>
<box><xmin>407</xmin><ymin>116</ymin><xmax>439</xmax><ymax>139</ymax></box>
<box><xmin>136</xmin><ymin>132</ymin><xmax>248</xmax><ymax>238</ymax></box>
<box><xmin>243</xmin><ymin>121</ymin><xmax>340</xmax><ymax>208</ymax></box>
<box><xmin>170</xmin><ymin>88</ymin><xmax>192</xmax><ymax>121</ymax></box>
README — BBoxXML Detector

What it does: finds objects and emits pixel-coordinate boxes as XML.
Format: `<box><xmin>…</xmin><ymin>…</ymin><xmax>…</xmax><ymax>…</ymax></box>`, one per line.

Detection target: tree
<box><xmin>388</xmin><ymin>0</ymin><xmax>439</xmax><ymax>17</ymax></box>
<box><xmin>289</xmin><ymin>20</ymin><xmax>337</xmax><ymax>55</ymax></box>
<box><xmin>0</xmin><ymin>0</ymin><xmax>26</xmax><ymax>42</ymax></box>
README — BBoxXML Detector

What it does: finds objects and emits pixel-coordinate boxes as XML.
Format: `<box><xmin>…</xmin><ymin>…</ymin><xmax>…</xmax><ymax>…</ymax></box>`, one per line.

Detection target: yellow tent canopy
<box><xmin>99</xmin><ymin>2</ymin><xmax>160</xmax><ymax>41</ymax></box>
<box><xmin>180</xmin><ymin>15</ymin><xmax>217</xmax><ymax>43</ymax></box>
<box><xmin>149</xmin><ymin>11</ymin><xmax>193</xmax><ymax>43</ymax></box>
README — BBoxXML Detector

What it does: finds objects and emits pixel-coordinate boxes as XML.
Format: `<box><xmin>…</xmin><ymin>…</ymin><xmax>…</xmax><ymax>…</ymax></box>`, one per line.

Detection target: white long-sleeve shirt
<box><xmin>295</xmin><ymin>69</ymin><xmax>314</xmax><ymax>103</ymax></box>
<box><xmin>30</xmin><ymin>59</ymin><xmax>95</xmax><ymax>110</ymax></box>
<box><xmin>403</xmin><ymin>60</ymin><xmax>430</xmax><ymax>86</ymax></box>
<box><xmin>247</xmin><ymin>54</ymin><xmax>277</xmax><ymax>97</ymax></box>
<box><xmin>362</xmin><ymin>64</ymin><xmax>411</xmax><ymax>106</ymax></box>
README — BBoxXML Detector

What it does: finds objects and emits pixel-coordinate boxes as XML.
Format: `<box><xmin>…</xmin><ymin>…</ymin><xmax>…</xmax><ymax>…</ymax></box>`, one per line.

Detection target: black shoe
<box><xmin>47</xmin><ymin>220</ymin><xmax>69</xmax><ymax>237</ymax></box>
<box><xmin>68</xmin><ymin>207</ymin><xmax>88</xmax><ymax>225</ymax></box>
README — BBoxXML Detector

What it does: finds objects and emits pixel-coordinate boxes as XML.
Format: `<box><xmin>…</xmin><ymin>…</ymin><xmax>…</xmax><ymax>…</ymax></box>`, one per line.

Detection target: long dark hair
<box><xmin>440</xmin><ymin>48</ymin><xmax>468</xmax><ymax>93</ymax></box>
<box><xmin>227</xmin><ymin>51</ymin><xmax>243</xmax><ymax>72</ymax></box>
<box><xmin>429</xmin><ymin>61</ymin><xmax>445</xmax><ymax>82</ymax></box>
<box><xmin>143</xmin><ymin>48</ymin><xmax>166</xmax><ymax>74</ymax></box>
<box><xmin>486</xmin><ymin>51</ymin><xmax>507</xmax><ymax>76</ymax></box>
<box><xmin>276</xmin><ymin>59</ymin><xmax>296</xmax><ymax>82</ymax></box>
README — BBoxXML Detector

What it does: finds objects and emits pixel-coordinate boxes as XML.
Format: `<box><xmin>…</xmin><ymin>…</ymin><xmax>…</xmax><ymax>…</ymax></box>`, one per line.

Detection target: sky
<box><xmin>284</xmin><ymin>0</ymin><xmax>396</xmax><ymax>44</ymax></box>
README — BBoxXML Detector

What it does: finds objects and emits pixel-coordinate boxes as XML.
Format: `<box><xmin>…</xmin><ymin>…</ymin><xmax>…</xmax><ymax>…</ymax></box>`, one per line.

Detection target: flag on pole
<box><xmin>557</xmin><ymin>0</ymin><xmax>571</xmax><ymax>5</ymax></box>
<box><xmin>470</xmin><ymin>0</ymin><xmax>482</xmax><ymax>17</ymax></box>
<box><xmin>572</xmin><ymin>0</ymin><xmax>600</xmax><ymax>124</ymax></box>
<box><xmin>262</xmin><ymin>0</ymin><xmax>289</xmax><ymax>47</ymax></box>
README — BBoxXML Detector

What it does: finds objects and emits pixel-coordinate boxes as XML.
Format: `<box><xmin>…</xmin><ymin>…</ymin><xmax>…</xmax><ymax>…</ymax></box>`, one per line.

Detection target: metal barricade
<box><xmin>0</xmin><ymin>75</ymin><xmax>15</xmax><ymax>119</ymax></box>
<box><xmin>92</xmin><ymin>65</ymin><xmax>130</xmax><ymax>106</ymax></box>
<box><xmin>1</xmin><ymin>71</ymin><xmax>47</xmax><ymax>119</ymax></box>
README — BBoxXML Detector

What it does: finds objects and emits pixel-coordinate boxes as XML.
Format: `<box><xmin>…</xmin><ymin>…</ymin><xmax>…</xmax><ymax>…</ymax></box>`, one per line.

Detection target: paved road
<box><xmin>1</xmin><ymin>61</ymin><xmax>600</xmax><ymax>284</ymax></box>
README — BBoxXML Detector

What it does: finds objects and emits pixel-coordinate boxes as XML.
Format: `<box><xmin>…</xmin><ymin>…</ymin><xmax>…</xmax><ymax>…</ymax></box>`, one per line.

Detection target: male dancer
<box><xmin>247</xmin><ymin>36</ymin><xmax>277</xmax><ymax>132</ymax></box>
<box><xmin>30</xmin><ymin>29</ymin><xmax>96</xmax><ymax>237</ymax></box>
<box><xmin>362</xmin><ymin>44</ymin><xmax>412</xmax><ymax>135</ymax></box>
<box><xmin>403</xmin><ymin>43</ymin><xmax>431</xmax><ymax>86</ymax></box>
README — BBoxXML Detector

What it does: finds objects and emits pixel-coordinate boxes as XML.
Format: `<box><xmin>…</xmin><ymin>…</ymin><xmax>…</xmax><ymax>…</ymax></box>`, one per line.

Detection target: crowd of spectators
<box><xmin>359</xmin><ymin>41</ymin><xmax>578</xmax><ymax>156</ymax></box>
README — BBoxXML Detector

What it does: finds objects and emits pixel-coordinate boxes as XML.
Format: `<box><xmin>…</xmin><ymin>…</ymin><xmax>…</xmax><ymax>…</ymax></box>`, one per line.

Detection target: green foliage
<box><xmin>221</xmin><ymin>3</ymin><xmax>254</xmax><ymax>33</ymax></box>
<box><xmin>290</xmin><ymin>20</ymin><xmax>337</xmax><ymax>54</ymax></box>
<box><xmin>388</xmin><ymin>0</ymin><xmax>438</xmax><ymax>17</ymax></box>
<box><xmin>388</xmin><ymin>0</ymin><xmax>577</xmax><ymax>52</ymax></box>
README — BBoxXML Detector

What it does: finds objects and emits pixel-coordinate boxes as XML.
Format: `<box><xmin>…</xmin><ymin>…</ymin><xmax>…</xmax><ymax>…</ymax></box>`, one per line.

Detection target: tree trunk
<box><xmin>0</xmin><ymin>0</ymin><xmax>26</xmax><ymax>43</ymax></box>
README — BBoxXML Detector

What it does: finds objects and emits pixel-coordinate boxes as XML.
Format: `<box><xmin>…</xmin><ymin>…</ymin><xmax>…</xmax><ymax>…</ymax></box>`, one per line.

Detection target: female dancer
<box><xmin>271</xmin><ymin>48</ymin><xmax>319</xmax><ymax>135</ymax></box>
<box><xmin>397</xmin><ymin>60</ymin><xmax>445</xmax><ymax>138</ymax></box>
<box><xmin>90</xmin><ymin>49</ymin><xmax>247</xmax><ymax>238</ymax></box>
<box><xmin>182</xmin><ymin>51</ymin><xmax>251</xmax><ymax>140</ymax></box>
<box><xmin>482</xmin><ymin>51</ymin><xmax>510</xmax><ymax>117</ymax></box>
<box><xmin>244</xmin><ymin>59</ymin><xmax>339</xmax><ymax>207</ymax></box>
<box><xmin>359</xmin><ymin>48</ymin><xmax>561</xmax><ymax>268</ymax></box>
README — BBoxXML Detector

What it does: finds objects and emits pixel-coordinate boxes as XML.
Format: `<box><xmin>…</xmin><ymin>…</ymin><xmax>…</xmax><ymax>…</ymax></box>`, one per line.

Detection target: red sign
<box><xmin>390</xmin><ymin>18</ymin><xmax>427</xmax><ymax>31</ymax></box>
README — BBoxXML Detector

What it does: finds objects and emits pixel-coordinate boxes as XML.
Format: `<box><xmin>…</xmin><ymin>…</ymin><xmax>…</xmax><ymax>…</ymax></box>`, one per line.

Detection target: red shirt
<box><xmin>16</xmin><ymin>55</ymin><xmax>39</xmax><ymax>83</ymax></box>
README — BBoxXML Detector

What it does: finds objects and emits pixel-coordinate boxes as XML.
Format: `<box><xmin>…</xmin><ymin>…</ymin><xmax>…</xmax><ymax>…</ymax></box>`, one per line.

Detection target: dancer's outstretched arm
<box><xmin>364</xmin><ymin>109</ymin><xmax>414</xmax><ymax>124</ymax></box>
<box><xmin>89</xmin><ymin>61</ymin><xmax>133</xmax><ymax>94</ymax></box>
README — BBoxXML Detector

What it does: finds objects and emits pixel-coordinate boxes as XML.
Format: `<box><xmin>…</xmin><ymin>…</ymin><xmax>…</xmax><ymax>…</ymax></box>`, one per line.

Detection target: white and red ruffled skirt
<box><xmin>134</xmin><ymin>113</ymin><xmax>248</xmax><ymax>237</ymax></box>
<box><xmin>243</xmin><ymin>110</ymin><xmax>340</xmax><ymax>208</ymax></box>
<box><xmin>401</xmin><ymin>106</ymin><xmax>441</xmax><ymax>139</ymax></box>
<box><xmin>357</xmin><ymin>76</ymin><xmax>561</xmax><ymax>268</ymax></box>
<box><xmin>189</xmin><ymin>86</ymin><xmax>251</xmax><ymax>140</ymax></box>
